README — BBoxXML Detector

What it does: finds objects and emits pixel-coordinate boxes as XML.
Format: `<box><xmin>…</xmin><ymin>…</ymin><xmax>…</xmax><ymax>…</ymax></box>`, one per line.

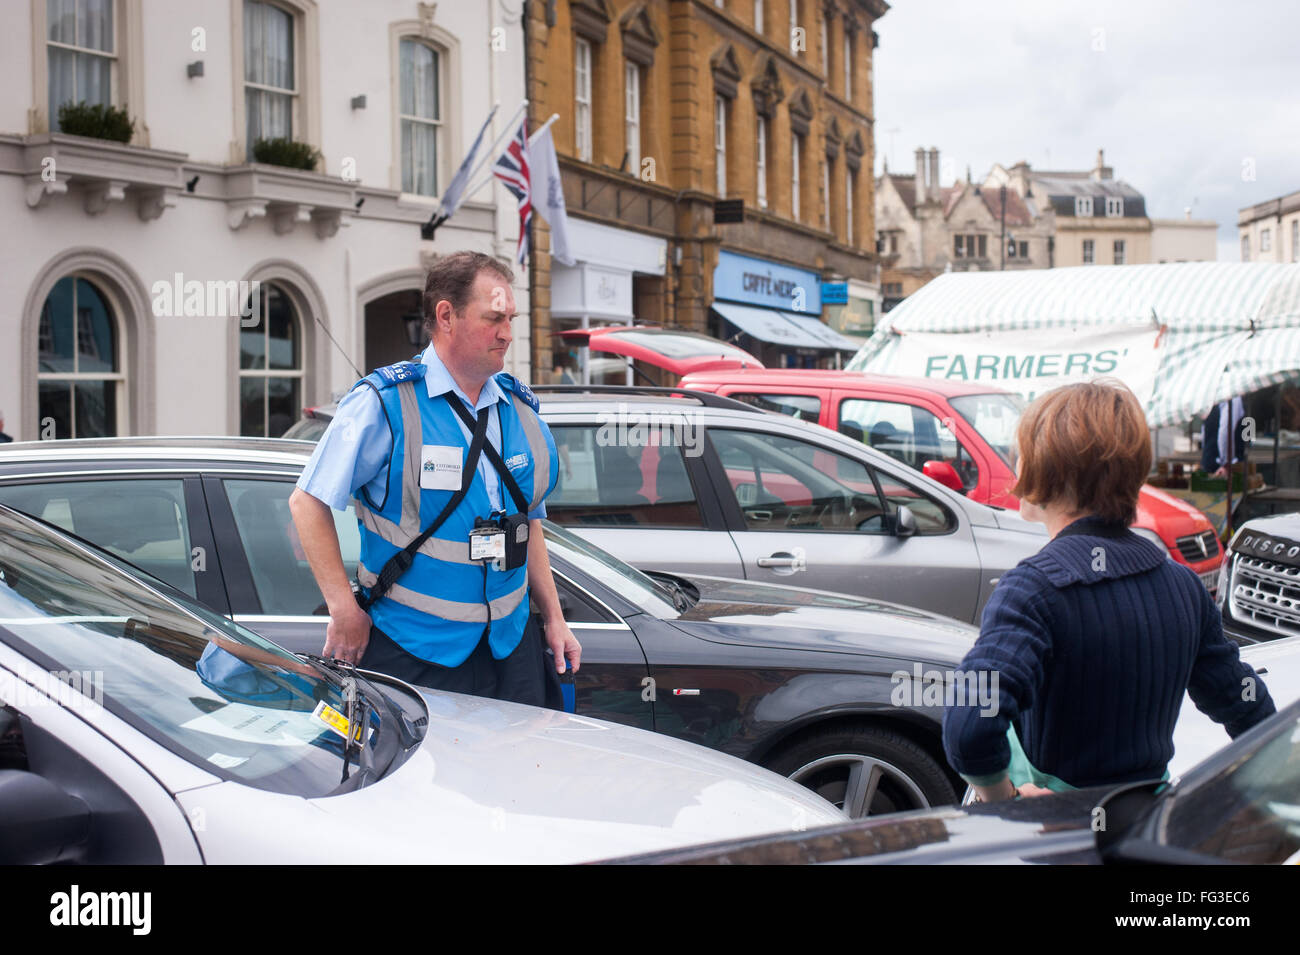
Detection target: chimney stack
<box><xmin>915</xmin><ymin>147</ymin><xmax>927</xmax><ymax>205</ymax></box>
<box><xmin>928</xmin><ymin>147</ymin><xmax>940</xmax><ymax>202</ymax></box>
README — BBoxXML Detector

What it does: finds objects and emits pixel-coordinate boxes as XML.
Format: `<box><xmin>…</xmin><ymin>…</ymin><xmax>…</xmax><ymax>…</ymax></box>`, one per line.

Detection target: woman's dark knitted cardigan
<box><xmin>943</xmin><ymin>515</ymin><xmax>1276</xmax><ymax>788</ymax></box>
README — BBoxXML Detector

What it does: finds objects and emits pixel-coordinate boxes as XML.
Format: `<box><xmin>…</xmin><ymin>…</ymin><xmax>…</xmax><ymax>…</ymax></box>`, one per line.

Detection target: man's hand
<box><xmin>544</xmin><ymin>615</ymin><xmax>581</xmax><ymax>674</ymax></box>
<box><xmin>1212</xmin><ymin>465</ymin><xmax>1227</xmax><ymax>478</ymax></box>
<box><xmin>323</xmin><ymin>598</ymin><xmax>372</xmax><ymax>666</ymax></box>
<box><xmin>1016</xmin><ymin>782</ymin><xmax>1053</xmax><ymax>798</ymax></box>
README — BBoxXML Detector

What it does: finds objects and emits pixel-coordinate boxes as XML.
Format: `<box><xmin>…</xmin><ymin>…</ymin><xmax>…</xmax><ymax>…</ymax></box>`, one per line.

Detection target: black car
<box><xmin>0</xmin><ymin>437</ymin><xmax>980</xmax><ymax>817</ymax></box>
<box><xmin>603</xmin><ymin>695</ymin><xmax>1300</xmax><ymax>864</ymax></box>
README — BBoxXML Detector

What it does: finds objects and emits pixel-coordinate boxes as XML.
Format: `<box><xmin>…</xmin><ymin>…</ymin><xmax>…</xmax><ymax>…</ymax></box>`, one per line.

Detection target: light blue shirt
<box><xmin>296</xmin><ymin>345</ymin><xmax>545</xmax><ymax>519</ymax></box>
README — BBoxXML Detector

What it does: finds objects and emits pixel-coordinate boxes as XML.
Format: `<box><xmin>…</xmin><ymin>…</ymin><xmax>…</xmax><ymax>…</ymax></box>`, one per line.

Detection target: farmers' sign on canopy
<box><xmin>882</xmin><ymin>326</ymin><xmax>1162</xmax><ymax>405</ymax></box>
<box><xmin>848</xmin><ymin>263</ymin><xmax>1300</xmax><ymax>427</ymax></box>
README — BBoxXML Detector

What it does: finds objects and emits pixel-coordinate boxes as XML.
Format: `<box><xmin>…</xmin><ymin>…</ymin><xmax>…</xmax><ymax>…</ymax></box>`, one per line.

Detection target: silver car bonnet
<box><xmin>177</xmin><ymin>688</ymin><xmax>844</xmax><ymax>864</ymax></box>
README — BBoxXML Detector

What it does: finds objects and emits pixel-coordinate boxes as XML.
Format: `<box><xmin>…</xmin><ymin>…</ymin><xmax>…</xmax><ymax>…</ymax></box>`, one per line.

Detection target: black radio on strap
<box><xmin>356</xmin><ymin>394</ymin><xmax>489</xmax><ymax>611</ymax></box>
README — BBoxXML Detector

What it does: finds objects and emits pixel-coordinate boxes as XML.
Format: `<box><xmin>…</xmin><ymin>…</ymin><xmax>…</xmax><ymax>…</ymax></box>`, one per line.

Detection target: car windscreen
<box><xmin>949</xmin><ymin>392</ymin><xmax>1025</xmax><ymax>470</ymax></box>
<box><xmin>541</xmin><ymin>520</ymin><xmax>679</xmax><ymax>619</ymax></box>
<box><xmin>0</xmin><ymin>506</ymin><xmax>385</xmax><ymax>796</ymax></box>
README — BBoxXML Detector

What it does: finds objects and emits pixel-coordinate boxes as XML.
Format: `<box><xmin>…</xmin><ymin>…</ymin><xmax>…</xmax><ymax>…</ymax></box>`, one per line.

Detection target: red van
<box><xmin>680</xmin><ymin>368</ymin><xmax>1223</xmax><ymax>590</ymax></box>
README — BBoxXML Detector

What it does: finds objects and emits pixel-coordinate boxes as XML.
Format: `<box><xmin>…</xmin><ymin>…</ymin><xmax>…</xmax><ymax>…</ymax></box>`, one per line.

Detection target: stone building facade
<box><xmin>1240</xmin><ymin>188</ymin><xmax>1300</xmax><ymax>264</ymax></box>
<box><xmin>526</xmin><ymin>0</ymin><xmax>885</xmax><ymax>379</ymax></box>
<box><xmin>1</xmin><ymin>0</ymin><xmax>525</xmax><ymax>441</ymax></box>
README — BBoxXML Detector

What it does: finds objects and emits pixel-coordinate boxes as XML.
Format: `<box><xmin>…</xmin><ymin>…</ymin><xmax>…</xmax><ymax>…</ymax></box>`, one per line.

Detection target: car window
<box><xmin>869</xmin><ymin>466</ymin><xmax>955</xmax><ymax>534</ymax></box>
<box><xmin>223</xmin><ymin>479</ymin><xmax>357</xmax><ymax>614</ymax></box>
<box><xmin>729</xmin><ymin>392</ymin><xmax>822</xmax><ymax>422</ymax></box>
<box><xmin>0</xmin><ymin>479</ymin><xmax>197</xmax><ymax>596</ymax></box>
<box><xmin>709</xmin><ymin>428</ymin><xmax>891</xmax><ymax>534</ymax></box>
<box><xmin>554</xmin><ymin>573</ymin><xmax>619</xmax><ymax>624</ymax></box>
<box><xmin>840</xmin><ymin>397</ymin><xmax>979</xmax><ymax>491</ymax></box>
<box><xmin>546</xmin><ymin>425</ymin><xmax>704</xmax><ymax>528</ymax></box>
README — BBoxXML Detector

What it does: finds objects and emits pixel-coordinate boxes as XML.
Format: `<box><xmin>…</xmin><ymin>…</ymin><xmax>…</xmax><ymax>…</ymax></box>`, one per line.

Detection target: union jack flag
<box><xmin>492</xmin><ymin>117</ymin><xmax>531</xmax><ymax>263</ymax></box>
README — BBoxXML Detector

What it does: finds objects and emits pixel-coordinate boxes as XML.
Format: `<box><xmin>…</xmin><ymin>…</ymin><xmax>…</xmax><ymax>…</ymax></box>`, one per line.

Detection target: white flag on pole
<box><xmin>529</xmin><ymin>125</ymin><xmax>574</xmax><ymax>266</ymax></box>
<box><xmin>439</xmin><ymin>103</ymin><xmax>498</xmax><ymax>218</ymax></box>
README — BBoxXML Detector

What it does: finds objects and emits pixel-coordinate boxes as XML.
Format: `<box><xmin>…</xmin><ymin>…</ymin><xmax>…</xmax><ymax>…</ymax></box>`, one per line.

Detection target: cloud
<box><xmin>874</xmin><ymin>0</ymin><xmax>1300</xmax><ymax>258</ymax></box>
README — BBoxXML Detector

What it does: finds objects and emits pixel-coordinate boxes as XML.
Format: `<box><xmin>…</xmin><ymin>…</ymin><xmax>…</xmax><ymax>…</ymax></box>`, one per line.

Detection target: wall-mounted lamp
<box><xmin>186</xmin><ymin>175</ymin><xmax>200</xmax><ymax>193</ymax></box>
<box><xmin>351</xmin><ymin>95</ymin><xmax>367</xmax><ymax>110</ymax></box>
<box><xmin>354</xmin><ymin>196</ymin><xmax>365</xmax><ymax>212</ymax></box>
<box><xmin>402</xmin><ymin>312</ymin><xmax>427</xmax><ymax>348</ymax></box>
<box><xmin>187</xmin><ymin>60</ymin><xmax>204</xmax><ymax>78</ymax></box>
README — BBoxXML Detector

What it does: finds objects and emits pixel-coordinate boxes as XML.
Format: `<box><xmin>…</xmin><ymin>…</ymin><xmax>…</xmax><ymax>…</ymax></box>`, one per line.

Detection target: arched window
<box><xmin>399</xmin><ymin>37</ymin><xmax>444</xmax><ymax>195</ymax></box>
<box><xmin>37</xmin><ymin>275</ymin><xmax>123</xmax><ymax>439</ymax></box>
<box><xmin>239</xmin><ymin>282</ymin><xmax>302</xmax><ymax>437</ymax></box>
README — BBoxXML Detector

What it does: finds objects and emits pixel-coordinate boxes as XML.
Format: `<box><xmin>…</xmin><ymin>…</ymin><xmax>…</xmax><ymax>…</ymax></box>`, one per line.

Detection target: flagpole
<box><xmin>449</xmin><ymin>99</ymin><xmax>529</xmax><ymax>206</ymax></box>
<box><xmin>527</xmin><ymin>113</ymin><xmax>560</xmax><ymax>146</ymax></box>
<box><xmin>422</xmin><ymin>99</ymin><xmax>528</xmax><ymax>238</ymax></box>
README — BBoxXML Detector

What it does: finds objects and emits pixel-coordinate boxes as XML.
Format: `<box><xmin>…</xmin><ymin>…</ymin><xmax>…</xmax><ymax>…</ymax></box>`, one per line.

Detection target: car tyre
<box><xmin>766</xmin><ymin>724</ymin><xmax>957</xmax><ymax>818</ymax></box>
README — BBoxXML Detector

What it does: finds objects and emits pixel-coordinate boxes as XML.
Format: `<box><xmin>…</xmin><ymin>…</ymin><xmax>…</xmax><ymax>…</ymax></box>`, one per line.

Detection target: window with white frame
<box><xmin>1292</xmin><ymin>221</ymin><xmax>1298</xmax><ymax>262</ymax></box>
<box><xmin>1113</xmin><ymin>239</ymin><xmax>1126</xmax><ymax>264</ymax></box>
<box><xmin>1082</xmin><ymin>238</ymin><xmax>1095</xmax><ymax>264</ymax></box>
<box><xmin>754</xmin><ymin>0</ymin><xmax>763</xmax><ymax>34</ymax></box>
<box><xmin>1241</xmin><ymin>234</ymin><xmax>1250</xmax><ymax>262</ymax></box>
<box><xmin>789</xmin><ymin>0</ymin><xmax>798</xmax><ymax>50</ymax></box>
<box><xmin>47</xmin><ymin>0</ymin><xmax>117</xmax><ymax>130</ymax></box>
<box><xmin>1074</xmin><ymin>195</ymin><xmax>1093</xmax><ymax>217</ymax></box>
<box><xmin>1105</xmin><ymin>195</ymin><xmax>1124</xmax><ymax>217</ymax></box>
<box><xmin>843</xmin><ymin>30</ymin><xmax>852</xmax><ymax>100</ymax></box>
<box><xmin>1261</xmin><ymin>227</ymin><xmax>1271</xmax><ymax>252</ymax></box>
<box><xmin>574</xmin><ymin>38</ymin><xmax>593</xmax><ymax>162</ymax></box>
<box><xmin>847</xmin><ymin>168</ymin><xmax>855</xmax><ymax>245</ymax></box>
<box><xmin>624</xmin><ymin>61</ymin><xmax>641</xmax><ymax>173</ymax></box>
<box><xmin>791</xmin><ymin>132</ymin><xmax>802</xmax><ymax>220</ymax></box>
<box><xmin>715</xmin><ymin>95</ymin><xmax>727</xmax><ymax>195</ymax></box>
<box><xmin>37</xmin><ymin>274</ymin><xmax>123</xmax><ymax>439</ymax></box>
<box><xmin>399</xmin><ymin>38</ymin><xmax>442</xmax><ymax>196</ymax></box>
<box><xmin>244</xmin><ymin>0</ymin><xmax>296</xmax><ymax>157</ymax></box>
<box><xmin>756</xmin><ymin>115</ymin><xmax>768</xmax><ymax>208</ymax></box>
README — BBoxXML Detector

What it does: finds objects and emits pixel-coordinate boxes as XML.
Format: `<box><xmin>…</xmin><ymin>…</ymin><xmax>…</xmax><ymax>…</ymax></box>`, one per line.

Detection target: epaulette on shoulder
<box><xmin>496</xmin><ymin>372</ymin><xmax>539</xmax><ymax>412</ymax></box>
<box><xmin>362</xmin><ymin>361</ymin><xmax>427</xmax><ymax>390</ymax></box>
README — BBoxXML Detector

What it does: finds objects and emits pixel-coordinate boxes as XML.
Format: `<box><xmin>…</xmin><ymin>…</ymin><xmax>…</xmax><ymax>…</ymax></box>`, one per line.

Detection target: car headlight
<box><xmin>1132</xmin><ymin>527</ymin><xmax>1169</xmax><ymax>556</ymax></box>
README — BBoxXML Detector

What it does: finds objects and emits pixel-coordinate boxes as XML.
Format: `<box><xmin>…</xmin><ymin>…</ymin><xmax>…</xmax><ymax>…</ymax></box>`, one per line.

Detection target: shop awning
<box><xmin>847</xmin><ymin>262</ymin><xmax>1300</xmax><ymax>427</ymax></box>
<box><xmin>712</xmin><ymin>302</ymin><xmax>845</xmax><ymax>350</ymax></box>
<box><xmin>781</xmin><ymin>311</ymin><xmax>863</xmax><ymax>352</ymax></box>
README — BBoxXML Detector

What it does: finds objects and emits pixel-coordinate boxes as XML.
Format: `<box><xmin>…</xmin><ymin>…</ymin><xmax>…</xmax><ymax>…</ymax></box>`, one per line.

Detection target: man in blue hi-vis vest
<box><xmin>289</xmin><ymin>252</ymin><xmax>580</xmax><ymax>706</ymax></box>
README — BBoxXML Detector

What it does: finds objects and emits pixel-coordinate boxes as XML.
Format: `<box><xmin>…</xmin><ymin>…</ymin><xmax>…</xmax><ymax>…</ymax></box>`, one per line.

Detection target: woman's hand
<box><xmin>1016</xmin><ymin>782</ymin><xmax>1054</xmax><ymax>798</ymax></box>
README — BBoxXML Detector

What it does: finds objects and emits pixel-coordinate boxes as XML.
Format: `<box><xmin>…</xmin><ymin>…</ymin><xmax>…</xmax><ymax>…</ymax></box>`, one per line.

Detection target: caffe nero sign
<box><xmin>714</xmin><ymin>251</ymin><xmax>822</xmax><ymax>313</ymax></box>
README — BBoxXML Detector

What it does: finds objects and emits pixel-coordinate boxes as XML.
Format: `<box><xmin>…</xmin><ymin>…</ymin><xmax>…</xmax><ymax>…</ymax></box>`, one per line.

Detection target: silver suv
<box><xmin>1218</xmin><ymin>513</ymin><xmax>1300</xmax><ymax>643</ymax></box>
<box><xmin>287</xmin><ymin>387</ymin><xmax>1047</xmax><ymax>623</ymax></box>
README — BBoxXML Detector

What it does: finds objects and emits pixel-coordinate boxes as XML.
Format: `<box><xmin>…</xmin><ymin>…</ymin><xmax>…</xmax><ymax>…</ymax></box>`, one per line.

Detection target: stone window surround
<box><xmin>387</xmin><ymin>18</ymin><xmax>462</xmax><ymax>198</ymax></box>
<box><xmin>20</xmin><ymin>247</ymin><xmax>156</xmax><ymax>437</ymax></box>
<box><xmin>28</xmin><ymin>0</ymin><xmax>148</xmax><ymax>142</ymax></box>
<box><xmin>229</xmin><ymin>0</ymin><xmax>321</xmax><ymax>167</ymax></box>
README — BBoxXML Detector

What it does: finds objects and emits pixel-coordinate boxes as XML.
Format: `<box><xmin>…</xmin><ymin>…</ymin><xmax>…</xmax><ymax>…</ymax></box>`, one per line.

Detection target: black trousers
<box><xmin>359</xmin><ymin>614</ymin><xmax>561</xmax><ymax>709</ymax></box>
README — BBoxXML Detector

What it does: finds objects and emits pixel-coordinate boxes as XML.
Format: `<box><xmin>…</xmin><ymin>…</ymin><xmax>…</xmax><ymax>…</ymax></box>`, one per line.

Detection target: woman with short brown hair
<box><xmin>943</xmin><ymin>380</ymin><xmax>1274</xmax><ymax>802</ymax></box>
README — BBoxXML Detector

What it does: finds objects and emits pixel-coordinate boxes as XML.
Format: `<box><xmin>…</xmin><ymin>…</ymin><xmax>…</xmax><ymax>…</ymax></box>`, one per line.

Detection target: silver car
<box><xmin>538</xmin><ymin>388</ymin><xmax>1047</xmax><ymax>624</ymax></box>
<box><xmin>0</xmin><ymin>502</ymin><xmax>843</xmax><ymax>864</ymax></box>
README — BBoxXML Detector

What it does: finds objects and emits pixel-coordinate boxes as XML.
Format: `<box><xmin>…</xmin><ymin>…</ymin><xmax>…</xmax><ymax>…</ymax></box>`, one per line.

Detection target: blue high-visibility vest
<box><xmin>353</xmin><ymin>361</ymin><xmax>557</xmax><ymax>666</ymax></box>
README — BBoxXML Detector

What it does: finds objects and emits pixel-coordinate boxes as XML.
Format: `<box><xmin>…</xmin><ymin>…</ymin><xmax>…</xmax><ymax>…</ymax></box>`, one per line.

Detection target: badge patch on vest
<box><xmin>505</xmin><ymin>452</ymin><xmax>528</xmax><ymax>471</ymax></box>
<box><xmin>421</xmin><ymin>445</ymin><xmax>462</xmax><ymax>490</ymax></box>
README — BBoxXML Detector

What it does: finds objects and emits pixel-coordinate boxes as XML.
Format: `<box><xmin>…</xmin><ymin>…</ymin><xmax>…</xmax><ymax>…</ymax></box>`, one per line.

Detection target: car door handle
<box><xmin>757</xmin><ymin>554</ymin><xmax>805</xmax><ymax>569</ymax></box>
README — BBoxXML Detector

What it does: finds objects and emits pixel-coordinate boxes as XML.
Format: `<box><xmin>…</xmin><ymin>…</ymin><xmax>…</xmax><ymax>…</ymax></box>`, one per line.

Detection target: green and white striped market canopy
<box><xmin>847</xmin><ymin>262</ymin><xmax>1300</xmax><ymax>427</ymax></box>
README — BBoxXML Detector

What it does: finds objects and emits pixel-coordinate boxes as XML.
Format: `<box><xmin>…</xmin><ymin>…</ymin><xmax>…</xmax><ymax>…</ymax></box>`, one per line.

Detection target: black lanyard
<box><xmin>444</xmin><ymin>395</ymin><xmax>531</xmax><ymax>515</ymax></box>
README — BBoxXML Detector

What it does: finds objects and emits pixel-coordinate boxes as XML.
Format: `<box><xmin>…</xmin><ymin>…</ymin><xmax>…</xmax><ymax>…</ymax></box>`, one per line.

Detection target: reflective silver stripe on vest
<box><xmin>397</xmin><ymin>380</ymin><xmax>422</xmax><ymax>536</ymax></box>
<box><xmin>358</xmin><ymin>566</ymin><xmax>527</xmax><ymax>622</ymax></box>
<box><xmin>510</xmin><ymin>395</ymin><xmax>551</xmax><ymax>512</ymax></box>
<box><xmin>356</xmin><ymin>504</ymin><xmax>475</xmax><ymax>564</ymax></box>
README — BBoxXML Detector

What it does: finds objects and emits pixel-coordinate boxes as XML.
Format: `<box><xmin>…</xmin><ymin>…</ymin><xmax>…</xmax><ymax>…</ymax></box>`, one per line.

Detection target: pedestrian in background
<box><xmin>1200</xmin><ymin>395</ymin><xmax>1249</xmax><ymax>478</ymax></box>
<box><xmin>944</xmin><ymin>380</ymin><xmax>1274</xmax><ymax>802</ymax></box>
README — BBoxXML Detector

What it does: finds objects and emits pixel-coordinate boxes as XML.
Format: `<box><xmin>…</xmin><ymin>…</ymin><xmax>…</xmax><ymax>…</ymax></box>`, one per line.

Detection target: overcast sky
<box><xmin>871</xmin><ymin>0</ymin><xmax>1300</xmax><ymax>261</ymax></box>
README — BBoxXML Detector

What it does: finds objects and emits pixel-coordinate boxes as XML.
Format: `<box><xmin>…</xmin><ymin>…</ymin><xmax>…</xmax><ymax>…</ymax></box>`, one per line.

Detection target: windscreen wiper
<box><xmin>300</xmin><ymin>654</ymin><xmax>377</xmax><ymax>784</ymax></box>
